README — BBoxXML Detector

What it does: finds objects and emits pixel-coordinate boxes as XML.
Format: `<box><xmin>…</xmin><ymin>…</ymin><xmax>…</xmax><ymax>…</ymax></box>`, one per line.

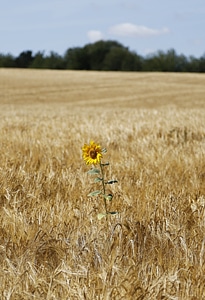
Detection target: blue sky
<box><xmin>1</xmin><ymin>0</ymin><xmax>205</xmax><ymax>58</ymax></box>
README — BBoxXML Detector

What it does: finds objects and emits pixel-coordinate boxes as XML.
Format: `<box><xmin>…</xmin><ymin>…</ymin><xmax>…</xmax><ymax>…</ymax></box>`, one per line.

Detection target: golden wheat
<box><xmin>0</xmin><ymin>69</ymin><xmax>205</xmax><ymax>299</ymax></box>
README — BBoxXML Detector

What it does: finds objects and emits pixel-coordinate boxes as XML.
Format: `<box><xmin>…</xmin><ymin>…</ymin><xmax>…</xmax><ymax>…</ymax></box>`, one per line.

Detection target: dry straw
<box><xmin>0</xmin><ymin>69</ymin><xmax>205</xmax><ymax>299</ymax></box>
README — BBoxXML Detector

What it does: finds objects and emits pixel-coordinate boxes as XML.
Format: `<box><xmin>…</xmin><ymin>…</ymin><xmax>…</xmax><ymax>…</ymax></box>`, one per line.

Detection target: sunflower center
<box><xmin>89</xmin><ymin>149</ymin><xmax>97</xmax><ymax>159</ymax></box>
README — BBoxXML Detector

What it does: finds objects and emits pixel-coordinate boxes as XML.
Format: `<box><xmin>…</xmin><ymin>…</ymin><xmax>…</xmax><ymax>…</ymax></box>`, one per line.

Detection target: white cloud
<box><xmin>108</xmin><ymin>23</ymin><xmax>169</xmax><ymax>37</ymax></box>
<box><xmin>87</xmin><ymin>30</ymin><xmax>104</xmax><ymax>43</ymax></box>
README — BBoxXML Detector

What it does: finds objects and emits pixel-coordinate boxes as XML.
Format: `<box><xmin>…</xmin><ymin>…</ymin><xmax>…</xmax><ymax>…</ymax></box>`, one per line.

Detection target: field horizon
<box><xmin>0</xmin><ymin>69</ymin><xmax>205</xmax><ymax>299</ymax></box>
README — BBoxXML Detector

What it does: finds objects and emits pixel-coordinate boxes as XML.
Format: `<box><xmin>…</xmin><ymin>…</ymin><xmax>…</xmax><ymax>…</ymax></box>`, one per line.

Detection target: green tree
<box><xmin>15</xmin><ymin>51</ymin><xmax>33</xmax><ymax>68</ymax></box>
<box><xmin>43</xmin><ymin>51</ymin><xmax>65</xmax><ymax>69</ymax></box>
<box><xmin>1</xmin><ymin>40</ymin><xmax>204</xmax><ymax>72</ymax></box>
<box><xmin>103</xmin><ymin>47</ymin><xmax>141</xmax><ymax>71</ymax></box>
<box><xmin>85</xmin><ymin>40</ymin><xmax>125</xmax><ymax>70</ymax></box>
<box><xmin>102</xmin><ymin>47</ymin><xmax>123</xmax><ymax>70</ymax></box>
<box><xmin>121</xmin><ymin>51</ymin><xmax>142</xmax><ymax>71</ymax></box>
<box><xmin>143</xmin><ymin>49</ymin><xmax>188</xmax><ymax>72</ymax></box>
<box><xmin>30</xmin><ymin>51</ymin><xmax>45</xmax><ymax>69</ymax></box>
<box><xmin>142</xmin><ymin>51</ymin><xmax>163</xmax><ymax>71</ymax></box>
<box><xmin>164</xmin><ymin>49</ymin><xmax>178</xmax><ymax>71</ymax></box>
<box><xmin>0</xmin><ymin>53</ymin><xmax>16</xmax><ymax>67</ymax></box>
<box><xmin>64</xmin><ymin>40</ymin><xmax>128</xmax><ymax>70</ymax></box>
<box><xmin>199</xmin><ymin>54</ymin><xmax>205</xmax><ymax>72</ymax></box>
<box><xmin>64</xmin><ymin>47</ymin><xmax>90</xmax><ymax>70</ymax></box>
<box><xmin>175</xmin><ymin>54</ymin><xmax>188</xmax><ymax>72</ymax></box>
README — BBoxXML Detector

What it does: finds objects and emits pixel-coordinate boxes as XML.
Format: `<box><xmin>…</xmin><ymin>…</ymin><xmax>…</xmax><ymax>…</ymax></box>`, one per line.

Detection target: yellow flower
<box><xmin>82</xmin><ymin>141</ymin><xmax>102</xmax><ymax>165</ymax></box>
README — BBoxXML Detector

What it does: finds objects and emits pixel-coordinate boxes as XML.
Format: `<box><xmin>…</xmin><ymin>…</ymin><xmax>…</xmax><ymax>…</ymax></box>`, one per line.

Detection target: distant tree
<box><xmin>164</xmin><ymin>49</ymin><xmax>178</xmax><ymax>71</ymax></box>
<box><xmin>121</xmin><ymin>51</ymin><xmax>142</xmax><ymax>71</ymax></box>
<box><xmin>0</xmin><ymin>40</ymin><xmax>204</xmax><ymax>72</ymax></box>
<box><xmin>0</xmin><ymin>53</ymin><xmax>16</xmax><ymax>67</ymax></box>
<box><xmin>143</xmin><ymin>49</ymin><xmax>189</xmax><ymax>72</ymax></box>
<box><xmin>142</xmin><ymin>51</ymin><xmax>163</xmax><ymax>71</ymax></box>
<box><xmin>199</xmin><ymin>54</ymin><xmax>205</xmax><ymax>72</ymax></box>
<box><xmin>185</xmin><ymin>56</ymin><xmax>200</xmax><ymax>72</ymax></box>
<box><xmin>85</xmin><ymin>40</ymin><xmax>125</xmax><ymax>70</ymax></box>
<box><xmin>30</xmin><ymin>51</ymin><xmax>45</xmax><ymax>69</ymax></box>
<box><xmin>64</xmin><ymin>40</ymin><xmax>129</xmax><ymax>70</ymax></box>
<box><xmin>105</xmin><ymin>47</ymin><xmax>121</xmax><ymax>70</ymax></box>
<box><xmin>64</xmin><ymin>47</ymin><xmax>90</xmax><ymax>70</ymax></box>
<box><xmin>103</xmin><ymin>46</ymin><xmax>142</xmax><ymax>71</ymax></box>
<box><xmin>175</xmin><ymin>54</ymin><xmax>188</xmax><ymax>72</ymax></box>
<box><xmin>102</xmin><ymin>47</ymin><xmax>123</xmax><ymax>70</ymax></box>
<box><xmin>15</xmin><ymin>50</ymin><xmax>34</xmax><ymax>68</ymax></box>
<box><xmin>42</xmin><ymin>51</ymin><xmax>65</xmax><ymax>69</ymax></box>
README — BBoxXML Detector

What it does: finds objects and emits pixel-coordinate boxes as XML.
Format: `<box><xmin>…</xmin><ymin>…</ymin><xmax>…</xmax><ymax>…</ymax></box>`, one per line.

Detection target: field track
<box><xmin>0</xmin><ymin>69</ymin><xmax>205</xmax><ymax>299</ymax></box>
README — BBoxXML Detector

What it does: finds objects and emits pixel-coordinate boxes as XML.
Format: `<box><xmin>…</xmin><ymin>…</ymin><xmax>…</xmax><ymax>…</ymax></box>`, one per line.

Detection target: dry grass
<box><xmin>0</xmin><ymin>68</ymin><xmax>205</xmax><ymax>299</ymax></box>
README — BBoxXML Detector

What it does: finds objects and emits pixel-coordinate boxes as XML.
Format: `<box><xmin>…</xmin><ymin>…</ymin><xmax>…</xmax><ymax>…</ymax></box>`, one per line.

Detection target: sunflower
<box><xmin>82</xmin><ymin>141</ymin><xmax>102</xmax><ymax>165</ymax></box>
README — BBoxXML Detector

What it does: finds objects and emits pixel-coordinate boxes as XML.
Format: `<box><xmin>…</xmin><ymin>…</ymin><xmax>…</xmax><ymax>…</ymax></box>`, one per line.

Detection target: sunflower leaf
<box><xmin>108</xmin><ymin>211</ymin><xmax>118</xmax><ymax>215</ymax></box>
<box><xmin>100</xmin><ymin>162</ymin><xmax>109</xmax><ymax>166</ymax></box>
<box><xmin>97</xmin><ymin>211</ymin><xmax>118</xmax><ymax>220</ymax></box>
<box><xmin>97</xmin><ymin>213</ymin><xmax>107</xmax><ymax>220</ymax></box>
<box><xmin>104</xmin><ymin>194</ymin><xmax>113</xmax><ymax>201</ymax></box>
<box><xmin>88</xmin><ymin>190</ymin><xmax>101</xmax><ymax>197</ymax></box>
<box><xmin>105</xmin><ymin>180</ymin><xmax>118</xmax><ymax>184</ymax></box>
<box><xmin>101</xmin><ymin>148</ymin><xmax>107</xmax><ymax>153</ymax></box>
<box><xmin>94</xmin><ymin>177</ymin><xmax>103</xmax><ymax>183</ymax></box>
<box><xmin>87</xmin><ymin>168</ymin><xmax>100</xmax><ymax>175</ymax></box>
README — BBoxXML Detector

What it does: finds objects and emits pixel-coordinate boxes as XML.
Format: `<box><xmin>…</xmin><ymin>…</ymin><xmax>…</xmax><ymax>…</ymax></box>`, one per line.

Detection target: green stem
<box><xmin>100</xmin><ymin>162</ymin><xmax>108</xmax><ymax>216</ymax></box>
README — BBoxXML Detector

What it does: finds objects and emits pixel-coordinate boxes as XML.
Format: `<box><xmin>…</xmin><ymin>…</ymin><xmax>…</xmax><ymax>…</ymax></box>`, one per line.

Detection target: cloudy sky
<box><xmin>1</xmin><ymin>0</ymin><xmax>204</xmax><ymax>57</ymax></box>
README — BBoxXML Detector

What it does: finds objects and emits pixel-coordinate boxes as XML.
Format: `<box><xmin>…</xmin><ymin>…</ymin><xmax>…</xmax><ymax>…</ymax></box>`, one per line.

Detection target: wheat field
<box><xmin>0</xmin><ymin>68</ymin><xmax>205</xmax><ymax>299</ymax></box>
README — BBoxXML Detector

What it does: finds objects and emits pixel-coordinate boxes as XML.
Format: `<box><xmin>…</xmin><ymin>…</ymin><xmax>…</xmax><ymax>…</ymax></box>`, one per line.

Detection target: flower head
<box><xmin>82</xmin><ymin>141</ymin><xmax>102</xmax><ymax>165</ymax></box>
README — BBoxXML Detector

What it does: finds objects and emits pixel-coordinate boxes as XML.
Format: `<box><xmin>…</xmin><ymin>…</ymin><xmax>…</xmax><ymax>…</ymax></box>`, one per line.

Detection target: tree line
<box><xmin>0</xmin><ymin>40</ymin><xmax>205</xmax><ymax>72</ymax></box>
